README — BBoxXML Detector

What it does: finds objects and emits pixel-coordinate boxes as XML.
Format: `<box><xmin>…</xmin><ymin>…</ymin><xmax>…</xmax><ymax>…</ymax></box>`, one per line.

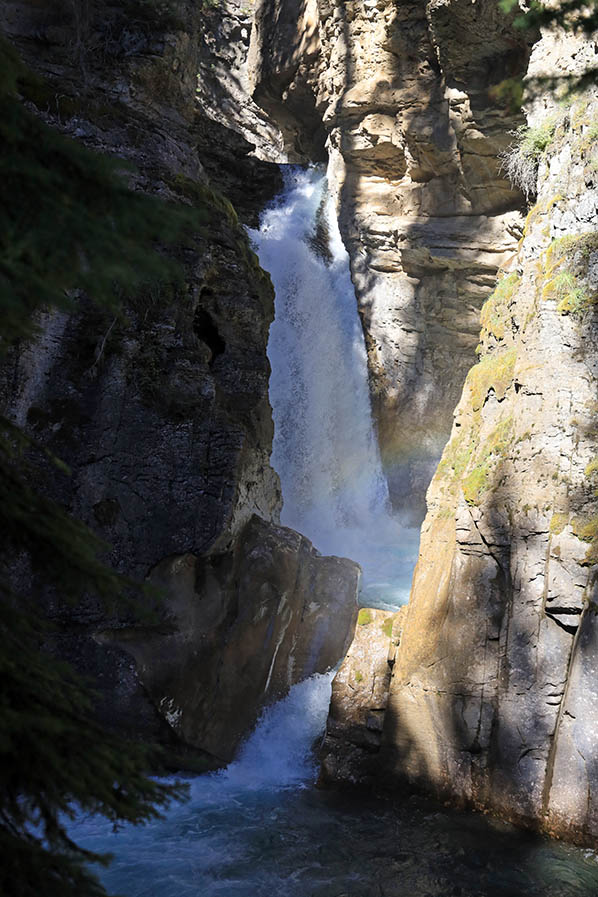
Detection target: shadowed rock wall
<box><xmin>1</xmin><ymin>0</ymin><xmax>358</xmax><ymax>767</ymax></box>
<box><xmin>381</xmin><ymin>32</ymin><xmax>598</xmax><ymax>845</ymax></box>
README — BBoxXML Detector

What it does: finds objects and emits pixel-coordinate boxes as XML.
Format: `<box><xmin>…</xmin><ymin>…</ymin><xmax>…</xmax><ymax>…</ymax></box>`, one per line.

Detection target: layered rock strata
<box><xmin>1</xmin><ymin>1</ymin><xmax>358</xmax><ymax>766</ymax></box>
<box><xmin>380</xmin><ymin>33</ymin><xmax>598</xmax><ymax>845</ymax></box>
<box><xmin>195</xmin><ymin>0</ymin><xmax>286</xmax><ymax>224</ymax></box>
<box><xmin>250</xmin><ymin>0</ymin><xmax>535</xmax><ymax>520</ymax></box>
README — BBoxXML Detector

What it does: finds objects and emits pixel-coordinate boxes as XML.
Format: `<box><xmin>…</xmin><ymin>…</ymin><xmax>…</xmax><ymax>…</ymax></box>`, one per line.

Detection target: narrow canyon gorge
<box><xmin>2</xmin><ymin>0</ymin><xmax>598</xmax><ymax>893</ymax></box>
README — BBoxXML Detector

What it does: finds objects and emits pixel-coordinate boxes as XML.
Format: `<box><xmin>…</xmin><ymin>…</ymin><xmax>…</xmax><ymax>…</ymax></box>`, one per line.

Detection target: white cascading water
<box><xmin>69</xmin><ymin>674</ymin><xmax>335</xmax><ymax>896</ymax></box>
<box><xmin>249</xmin><ymin>166</ymin><xmax>419</xmax><ymax>607</ymax></box>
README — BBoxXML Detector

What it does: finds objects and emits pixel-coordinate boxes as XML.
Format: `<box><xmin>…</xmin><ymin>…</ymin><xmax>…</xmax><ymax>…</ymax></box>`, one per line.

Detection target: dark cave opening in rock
<box><xmin>194</xmin><ymin>299</ymin><xmax>226</xmax><ymax>366</ymax></box>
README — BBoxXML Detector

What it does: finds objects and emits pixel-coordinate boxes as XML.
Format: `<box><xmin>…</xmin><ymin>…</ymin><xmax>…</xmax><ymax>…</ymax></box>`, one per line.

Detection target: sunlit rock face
<box><xmin>382</xmin><ymin>32</ymin><xmax>598</xmax><ymax>845</ymax></box>
<box><xmin>249</xmin><ymin>0</ymin><xmax>535</xmax><ymax>522</ymax></box>
<box><xmin>0</xmin><ymin>0</ymin><xmax>358</xmax><ymax>765</ymax></box>
<box><xmin>319</xmin><ymin>606</ymin><xmax>406</xmax><ymax>787</ymax></box>
<box><xmin>250</xmin><ymin>0</ymin><xmax>598</xmax><ymax>846</ymax></box>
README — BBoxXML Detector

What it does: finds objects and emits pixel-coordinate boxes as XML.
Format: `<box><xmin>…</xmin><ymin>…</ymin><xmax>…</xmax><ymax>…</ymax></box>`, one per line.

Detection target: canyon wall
<box><xmin>250</xmin><ymin>0</ymin><xmax>534</xmax><ymax>520</ymax></box>
<box><xmin>249</xmin><ymin>0</ymin><xmax>598</xmax><ymax>845</ymax></box>
<box><xmin>308</xmin><ymin>21</ymin><xmax>598</xmax><ymax>844</ymax></box>
<box><xmin>382</xmin><ymin>31</ymin><xmax>598</xmax><ymax>846</ymax></box>
<box><xmin>0</xmin><ymin>0</ymin><xmax>358</xmax><ymax>767</ymax></box>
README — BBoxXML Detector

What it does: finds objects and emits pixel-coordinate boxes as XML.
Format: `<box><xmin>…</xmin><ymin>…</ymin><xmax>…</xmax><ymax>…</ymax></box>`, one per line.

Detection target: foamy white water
<box><xmin>69</xmin><ymin>673</ymin><xmax>598</xmax><ymax>897</ymax></box>
<box><xmin>249</xmin><ymin>166</ymin><xmax>419</xmax><ymax>607</ymax></box>
<box><xmin>220</xmin><ymin>671</ymin><xmax>333</xmax><ymax>790</ymax></box>
<box><xmin>69</xmin><ymin>675</ymin><xmax>334</xmax><ymax>896</ymax></box>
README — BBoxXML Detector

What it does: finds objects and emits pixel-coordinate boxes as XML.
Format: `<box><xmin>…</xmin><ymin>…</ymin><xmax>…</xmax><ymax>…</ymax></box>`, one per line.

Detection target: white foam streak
<box><xmin>217</xmin><ymin>672</ymin><xmax>333</xmax><ymax>791</ymax></box>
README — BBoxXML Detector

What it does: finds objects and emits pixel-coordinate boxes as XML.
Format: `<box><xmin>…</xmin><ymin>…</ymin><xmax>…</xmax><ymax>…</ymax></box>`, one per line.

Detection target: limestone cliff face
<box><xmin>380</xmin><ymin>33</ymin><xmax>598</xmax><ymax>845</ymax></box>
<box><xmin>250</xmin><ymin>0</ymin><xmax>534</xmax><ymax>519</ymax></box>
<box><xmin>1</xmin><ymin>0</ymin><xmax>358</xmax><ymax>766</ymax></box>
<box><xmin>250</xmin><ymin>0</ymin><xmax>598</xmax><ymax>843</ymax></box>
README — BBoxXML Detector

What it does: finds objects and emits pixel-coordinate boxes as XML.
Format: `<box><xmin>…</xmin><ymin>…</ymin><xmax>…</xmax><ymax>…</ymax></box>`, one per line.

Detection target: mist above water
<box><xmin>249</xmin><ymin>166</ymin><xmax>419</xmax><ymax>608</ymax></box>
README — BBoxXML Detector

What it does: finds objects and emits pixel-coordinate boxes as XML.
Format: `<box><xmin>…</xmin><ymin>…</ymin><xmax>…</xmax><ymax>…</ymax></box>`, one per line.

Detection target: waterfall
<box><xmin>68</xmin><ymin>675</ymin><xmax>336</xmax><ymax>896</ymax></box>
<box><xmin>67</xmin><ymin>674</ymin><xmax>598</xmax><ymax>897</ymax></box>
<box><xmin>249</xmin><ymin>166</ymin><xmax>419</xmax><ymax>607</ymax></box>
<box><xmin>67</xmin><ymin>170</ymin><xmax>598</xmax><ymax>897</ymax></box>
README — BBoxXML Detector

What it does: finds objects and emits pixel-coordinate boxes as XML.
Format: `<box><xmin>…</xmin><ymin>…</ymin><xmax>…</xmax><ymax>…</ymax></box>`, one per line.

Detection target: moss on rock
<box><xmin>479</xmin><ymin>272</ymin><xmax>520</xmax><ymax>344</ymax></box>
<box><xmin>357</xmin><ymin>608</ymin><xmax>373</xmax><ymax>626</ymax></box>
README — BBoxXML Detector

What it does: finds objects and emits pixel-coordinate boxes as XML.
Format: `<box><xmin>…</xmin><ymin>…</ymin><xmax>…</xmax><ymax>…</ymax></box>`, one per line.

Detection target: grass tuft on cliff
<box><xmin>501</xmin><ymin>118</ymin><xmax>558</xmax><ymax>199</ymax></box>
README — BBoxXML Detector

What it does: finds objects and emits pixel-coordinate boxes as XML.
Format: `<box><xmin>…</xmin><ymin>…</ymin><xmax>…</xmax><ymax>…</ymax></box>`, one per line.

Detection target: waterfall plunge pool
<box><xmin>71</xmin><ymin>674</ymin><xmax>598</xmax><ymax>897</ymax></box>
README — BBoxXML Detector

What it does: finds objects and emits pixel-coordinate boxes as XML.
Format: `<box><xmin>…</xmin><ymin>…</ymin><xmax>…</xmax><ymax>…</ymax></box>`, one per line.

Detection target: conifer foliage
<box><xmin>500</xmin><ymin>0</ymin><xmax>598</xmax><ymax>34</ymax></box>
<box><xmin>0</xmin><ymin>38</ymin><xmax>197</xmax><ymax>897</ymax></box>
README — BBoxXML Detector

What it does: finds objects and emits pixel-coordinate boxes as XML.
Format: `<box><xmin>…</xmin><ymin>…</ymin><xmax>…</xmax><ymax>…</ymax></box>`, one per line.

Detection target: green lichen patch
<box><xmin>541</xmin><ymin>234</ymin><xmax>598</xmax><ymax>317</ymax></box>
<box><xmin>437</xmin><ymin>505</ymin><xmax>456</xmax><ymax>520</ymax></box>
<box><xmin>433</xmin><ymin>353</ymin><xmax>516</xmax><ymax>513</ymax></box>
<box><xmin>437</xmin><ymin>430</ymin><xmax>474</xmax><ymax>483</ymax></box>
<box><xmin>357</xmin><ymin>608</ymin><xmax>373</xmax><ymax>626</ymax></box>
<box><xmin>572</xmin><ymin>516</ymin><xmax>598</xmax><ymax>543</ymax></box>
<box><xmin>550</xmin><ymin>512</ymin><xmax>569</xmax><ymax>535</ymax></box>
<box><xmin>381</xmin><ymin>617</ymin><xmax>394</xmax><ymax>639</ymax></box>
<box><xmin>572</xmin><ymin>97</ymin><xmax>598</xmax><ymax>154</ymax></box>
<box><xmin>461</xmin><ymin>417</ymin><xmax>513</xmax><ymax>506</ymax></box>
<box><xmin>463</xmin><ymin>463</ymin><xmax>491</xmax><ymax>505</ymax></box>
<box><xmin>570</xmin><ymin>514</ymin><xmax>598</xmax><ymax>564</ymax></box>
<box><xmin>522</xmin><ymin>203</ymin><xmax>540</xmax><ymax>239</ymax></box>
<box><xmin>354</xmin><ymin>670</ymin><xmax>364</xmax><ymax>683</ymax></box>
<box><xmin>466</xmin><ymin>347</ymin><xmax>517</xmax><ymax>412</ymax></box>
<box><xmin>431</xmin><ymin>284</ymin><xmax>520</xmax><ymax>514</ymax></box>
<box><xmin>479</xmin><ymin>272</ymin><xmax>520</xmax><ymax>344</ymax></box>
<box><xmin>547</xmin><ymin>233</ymin><xmax>598</xmax><ymax>266</ymax></box>
<box><xmin>554</xmin><ymin>271</ymin><xmax>590</xmax><ymax>315</ymax></box>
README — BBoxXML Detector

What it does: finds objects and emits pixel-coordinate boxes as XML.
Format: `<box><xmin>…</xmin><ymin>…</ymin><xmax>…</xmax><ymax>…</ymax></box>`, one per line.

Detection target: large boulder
<box><xmin>92</xmin><ymin>515</ymin><xmax>359</xmax><ymax>764</ymax></box>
